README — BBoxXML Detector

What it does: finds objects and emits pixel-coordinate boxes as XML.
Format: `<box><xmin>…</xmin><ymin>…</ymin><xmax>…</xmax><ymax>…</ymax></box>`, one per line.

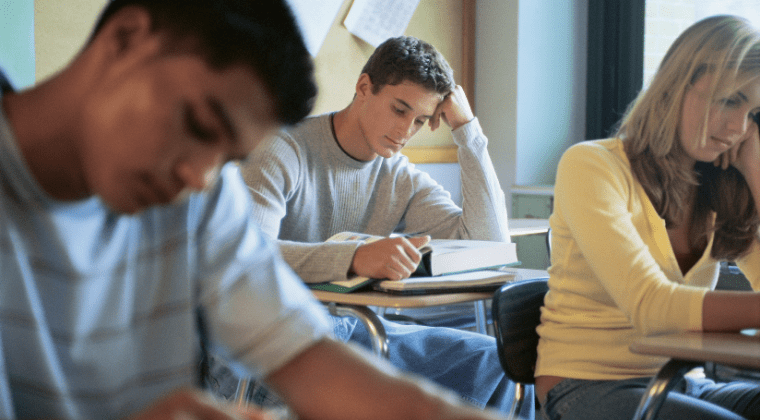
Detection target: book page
<box><xmin>327</xmin><ymin>231</ymin><xmax>382</xmax><ymax>243</ymax></box>
<box><xmin>375</xmin><ymin>269</ymin><xmax>518</xmax><ymax>293</ymax></box>
<box><xmin>343</xmin><ymin>0</ymin><xmax>421</xmax><ymax>47</ymax></box>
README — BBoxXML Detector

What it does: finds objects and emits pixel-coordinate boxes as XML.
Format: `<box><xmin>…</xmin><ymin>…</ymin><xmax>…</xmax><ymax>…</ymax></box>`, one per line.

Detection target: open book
<box><xmin>308</xmin><ymin>232</ymin><xmax>519</xmax><ymax>293</ymax></box>
<box><xmin>413</xmin><ymin>238</ymin><xmax>518</xmax><ymax>276</ymax></box>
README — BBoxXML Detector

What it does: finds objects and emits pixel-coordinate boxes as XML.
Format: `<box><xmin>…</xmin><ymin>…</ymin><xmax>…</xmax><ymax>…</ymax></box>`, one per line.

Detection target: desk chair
<box><xmin>631</xmin><ymin>359</ymin><xmax>702</xmax><ymax>420</ymax></box>
<box><xmin>492</xmin><ymin>277</ymin><xmax>549</xmax><ymax>420</ymax></box>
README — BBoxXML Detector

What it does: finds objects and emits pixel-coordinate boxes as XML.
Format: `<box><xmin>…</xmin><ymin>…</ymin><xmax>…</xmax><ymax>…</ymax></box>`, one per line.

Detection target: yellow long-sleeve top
<box><xmin>535</xmin><ymin>138</ymin><xmax>760</xmax><ymax>380</ymax></box>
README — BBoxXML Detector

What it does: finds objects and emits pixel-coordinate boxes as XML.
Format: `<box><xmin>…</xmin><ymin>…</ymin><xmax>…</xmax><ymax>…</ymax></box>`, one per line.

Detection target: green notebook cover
<box><xmin>309</xmin><ymin>276</ymin><xmax>376</xmax><ymax>293</ymax></box>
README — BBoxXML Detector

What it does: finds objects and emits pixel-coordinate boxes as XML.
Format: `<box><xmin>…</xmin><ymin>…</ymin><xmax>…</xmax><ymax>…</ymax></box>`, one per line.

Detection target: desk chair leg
<box><xmin>506</xmin><ymin>382</ymin><xmax>530</xmax><ymax>420</ymax></box>
<box><xmin>235</xmin><ymin>377</ymin><xmax>250</xmax><ymax>407</ymax></box>
<box><xmin>474</xmin><ymin>301</ymin><xmax>488</xmax><ymax>335</ymax></box>
<box><xmin>632</xmin><ymin>359</ymin><xmax>700</xmax><ymax>420</ymax></box>
<box><xmin>326</xmin><ymin>302</ymin><xmax>389</xmax><ymax>358</ymax></box>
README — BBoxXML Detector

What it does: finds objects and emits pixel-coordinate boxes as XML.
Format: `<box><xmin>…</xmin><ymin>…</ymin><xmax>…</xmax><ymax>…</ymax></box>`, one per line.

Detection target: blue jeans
<box><xmin>342</xmin><ymin>315</ymin><xmax>533</xmax><ymax>417</ymax></box>
<box><xmin>208</xmin><ymin>315</ymin><xmax>533</xmax><ymax>418</ymax></box>
<box><xmin>541</xmin><ymin>375</ymin><xmax>760</xmax><ymax>420</ymax></box>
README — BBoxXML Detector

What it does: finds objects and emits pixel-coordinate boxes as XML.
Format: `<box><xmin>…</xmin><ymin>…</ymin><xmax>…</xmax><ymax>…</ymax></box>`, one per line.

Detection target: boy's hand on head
<box><xmin>350</xmin><ymin>236</ymin><xmax>430</xmax><ymax>281</ymax></box>
<box><xmin>430</xmin><ymin>85</ymin><xmax>475</xmax><ymax>132</ymax></box>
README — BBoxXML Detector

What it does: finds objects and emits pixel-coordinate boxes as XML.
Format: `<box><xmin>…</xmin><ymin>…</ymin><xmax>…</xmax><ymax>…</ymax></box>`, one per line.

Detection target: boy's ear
<box><xmin>97</xmin><ymin>6</ymin><xmax>156</xmax><ymax>58</ymax></box>
<box><xmin>355</xmin><ymin>73</ymin><xmax>374</xmax><ymax>99</ymax></box>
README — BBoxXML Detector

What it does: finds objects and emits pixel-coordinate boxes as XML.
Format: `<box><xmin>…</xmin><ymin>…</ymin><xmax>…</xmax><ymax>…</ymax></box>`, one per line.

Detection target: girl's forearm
<box><xmin>703</xmin><ymin>290</ymin><xmax>760</xmax><ymax>332</ymax></box>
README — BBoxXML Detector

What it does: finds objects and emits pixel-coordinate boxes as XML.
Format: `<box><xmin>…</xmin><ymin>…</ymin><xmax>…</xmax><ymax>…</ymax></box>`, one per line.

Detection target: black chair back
<box><xmin>492</xmin><ymin>277</ymin><xmax>549</xmax><ymax>384</ymax></box>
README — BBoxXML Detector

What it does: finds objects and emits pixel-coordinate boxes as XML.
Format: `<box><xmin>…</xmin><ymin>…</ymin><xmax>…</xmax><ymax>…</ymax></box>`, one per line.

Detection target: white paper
<box><xmin>286</xmin><ymin>0</ymin><xmax>344</xmax><ymax>56</ymax></box>
<box><xmin>343</xmin><ymin>0</ymin><xmax>421</xmax><ymax>47</ymax></box>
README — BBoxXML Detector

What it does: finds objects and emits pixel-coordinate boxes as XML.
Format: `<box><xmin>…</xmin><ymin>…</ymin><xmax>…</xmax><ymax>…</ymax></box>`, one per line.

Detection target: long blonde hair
<box><xmin>617</xmin><ymin>15</ymin><xmax>760</xmax><ymax>260</ymax></box>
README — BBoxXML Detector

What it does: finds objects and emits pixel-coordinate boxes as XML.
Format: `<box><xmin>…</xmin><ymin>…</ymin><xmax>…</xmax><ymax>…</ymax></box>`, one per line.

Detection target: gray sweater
<box><xmin>241</xmin><ymin>113</ymin><xmax>509</xmax><ymax>283</ymax></box>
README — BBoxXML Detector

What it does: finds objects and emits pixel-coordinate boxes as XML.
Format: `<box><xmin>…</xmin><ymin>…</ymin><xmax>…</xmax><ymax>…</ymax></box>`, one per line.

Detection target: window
<box><xmin>586</xmin><ymin>0</ymin><xmax>758</xmax><ymax>140</ymax></box>
<box><xmin>644</xmin><ymin>1</ymin><xmax>760</xmax><ymax>86</ymax></box>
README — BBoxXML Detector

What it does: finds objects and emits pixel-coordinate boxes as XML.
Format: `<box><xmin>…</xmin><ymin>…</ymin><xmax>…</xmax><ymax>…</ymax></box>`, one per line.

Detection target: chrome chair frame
<box><xmin>492</xmin><ymin>277</ymin><xmax>549</xmax><ymax>419</ymax></box>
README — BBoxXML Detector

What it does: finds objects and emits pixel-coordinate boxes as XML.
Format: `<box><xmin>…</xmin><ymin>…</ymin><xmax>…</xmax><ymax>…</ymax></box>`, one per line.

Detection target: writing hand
<box><xmin>429</xmin><ymin>85</ymin><xmax>475</xmax><ymax>132</ymax></box>
<box><xmin>128</xmin><ymin>388</ymin><xmax>274</xmax><ymax>420</ymax></box>
<box><xmin>350</xmin><ymin>236</ymin><xmax>431</xmax><ymax>280</ymax></box>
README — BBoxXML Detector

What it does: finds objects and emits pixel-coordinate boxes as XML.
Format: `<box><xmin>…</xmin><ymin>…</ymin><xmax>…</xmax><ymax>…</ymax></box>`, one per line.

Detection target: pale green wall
<box><xmin>0</xmin><ymin>0</ymin><xmax>35</xmax><ymax>88</ymax></box>
<box><xmin>476</xmin><ymin>1</ymin><xmax>587</xmax><ymax>211</ymax></box>
<box><xmin>515</xmin><ymin>0</ymin><xmax>586</xmax><ymax>187</ymax></box>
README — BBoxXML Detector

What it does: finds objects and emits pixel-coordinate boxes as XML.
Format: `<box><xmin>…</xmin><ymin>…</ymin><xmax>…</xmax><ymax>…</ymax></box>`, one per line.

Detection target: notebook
<box><xmin>372</xmin><ymin>269</ymin><xmax>519</xmax><ymax>295</ymax></box>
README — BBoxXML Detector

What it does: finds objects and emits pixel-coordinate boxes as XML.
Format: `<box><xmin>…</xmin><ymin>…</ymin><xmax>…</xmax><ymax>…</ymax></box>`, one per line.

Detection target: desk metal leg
<box><xmin>632</xmin><ymin>359</ymin><xmax>700</xmax><ymax>420</ymax></box>
<box><xmin>326</xmin><ymin>302</ymin><xmax>389</xmax><ymax>359</ymax></box>
<box><xmin>474</xmin><ymin>301</ymin><xmax>488</xmax><ymax>334</ymax></box>
<box><xmin>507</xmin><ymin>382</ymin><xmax>530</xmax><ymax>420</ymax></box>
<box><xmin>235</xmin><ymin>377</ymin><xmax>250</xmax><ymax>407</ymax></box>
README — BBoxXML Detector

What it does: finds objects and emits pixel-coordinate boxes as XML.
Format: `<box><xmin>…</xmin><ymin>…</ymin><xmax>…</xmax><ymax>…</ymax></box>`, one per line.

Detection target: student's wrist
<box><xmin>449</xmin><ymin>117</ymin><xmax>473</xmax><ymax>131</ymax></box>
<box><xmin>451</xmin><ymin>117</ymin><xmax>483</xmax><ymax>146</ymax></box>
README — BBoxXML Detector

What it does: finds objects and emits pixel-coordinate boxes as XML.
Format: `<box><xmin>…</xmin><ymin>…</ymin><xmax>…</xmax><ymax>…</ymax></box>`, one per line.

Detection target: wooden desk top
<box><xmin>630</xmin><ymin>331</ymin><xmax>760</xmax><ymax>370</ymax></box>
<box><xmin>312</xmin><ymin>268</ymin><xmax>549</xmax><ymax>309</ymax></box>
<box><xmin>510</xmin><ymin>218</ymin><xmax>550</xmax><ymax>237</ymax></box>
<box><xmin>312</xmin><ymin>289</ymin><xmax>494</xmax><ymax>308</ymax></box>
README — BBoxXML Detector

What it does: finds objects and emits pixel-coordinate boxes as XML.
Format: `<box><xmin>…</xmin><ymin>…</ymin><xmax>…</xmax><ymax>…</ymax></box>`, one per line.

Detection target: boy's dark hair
<box><xmin>92</xmin><ymin>0</ymin><xmax>316</xmax><ymax>125</ymax></box>
<box><xmin>361</xmin><ymin>36</ymin><xmax>455</xmax><ymax>95</ymax></box>
<box><xmin>0</xmin><ymin>69</ymin><xmax>13</xmax><ymax>93</ymax></box>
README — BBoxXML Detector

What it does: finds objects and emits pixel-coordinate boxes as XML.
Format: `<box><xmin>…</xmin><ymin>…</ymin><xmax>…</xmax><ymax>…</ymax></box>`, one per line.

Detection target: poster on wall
<box><xmin>343</xmin><ymin>0</ymin><xmax>421</xmax><ymax>47</ymax></box>
<box><xmin>285</xmin><ymin>0</ymin><xmax>344</xmax><ymax>56</ymax></box>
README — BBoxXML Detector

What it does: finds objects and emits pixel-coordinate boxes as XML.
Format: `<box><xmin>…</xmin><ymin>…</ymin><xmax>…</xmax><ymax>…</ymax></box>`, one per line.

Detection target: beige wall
<box><xmin>35</xmin><ymin>0</ymin><xmax>107</xmax><ymax>81</ymax></box>
<box><xmin>34</xmin><ymin>0</ymin><xmax>465</xmax><ymax>161</ymax></box>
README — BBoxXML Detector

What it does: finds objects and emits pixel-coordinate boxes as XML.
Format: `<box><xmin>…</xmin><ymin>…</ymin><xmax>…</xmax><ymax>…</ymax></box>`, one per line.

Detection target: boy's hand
<box><xmin>430</xmin><ymin>85</ymin><xmax>475</xmax><ymax>132</ymax></box>
<box><xmin>350</xmin><ymin>236</ymin><xmax>431</xmax><ymax>280</ymax></box>
<box><xmin>128</xmin><ymin>388</ymin><xmax>274</xmax><ymax>420</ymax></box>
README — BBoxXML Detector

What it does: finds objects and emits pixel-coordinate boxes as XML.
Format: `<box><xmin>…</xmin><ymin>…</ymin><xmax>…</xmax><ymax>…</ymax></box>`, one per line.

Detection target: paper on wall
<box><xmin>286</xmin><ymin>0</ymin><xmax>344</xmax><ymax>56</ymax></box>
<box><xmin>343</xmin><ymin>0</ymin><xmax>421</xmax><ymax>48</ymax></box>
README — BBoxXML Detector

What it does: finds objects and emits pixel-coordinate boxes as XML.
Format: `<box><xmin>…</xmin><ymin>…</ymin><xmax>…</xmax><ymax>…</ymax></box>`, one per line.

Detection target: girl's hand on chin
<box><xmin>716</xmin><ymin>118</ymin><xmax>760</xmax><ymax>187</ymax></box>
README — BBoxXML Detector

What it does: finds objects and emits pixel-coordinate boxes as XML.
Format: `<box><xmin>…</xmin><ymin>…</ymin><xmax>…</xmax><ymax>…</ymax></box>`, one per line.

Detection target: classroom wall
<box><xmin>17</xmin><ymin>0</ymin><xmax>588</xmax><ymax>213</ymax></box>
<box><xmin>34</xmin><ymin>0</ymin><xmax>105</xmax><ymax>82</ymax></box>
<box><xmin>475</xmin><ymin>1</ymin><xmax>519</xmax><ymax>208</ymax></box>
<box><xmin>0</xmin><ymin>0</ymin><xmax>108</xmax><ymax>87</ymax></box>
<box><xmin>516</xmin><ymin>0</ymin><xmax>586</xmax><ymax>186</ymax></box>
<box><xmin>30</xmin><ymin>0</ymin><xmax>465</xmax><ymax>152</ymax></box>
<box><xmin>476</xmin><ymin>0</ymin><xmax>587</xmax><ymax>212</ymax></box>
<box><xmin>0</xmin><ymin>0</ymin><xmax>35</xmax><ymax>88</ymax></box>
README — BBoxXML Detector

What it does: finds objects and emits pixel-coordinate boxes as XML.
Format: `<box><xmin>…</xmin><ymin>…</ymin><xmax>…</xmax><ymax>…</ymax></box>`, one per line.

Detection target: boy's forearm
<box><xmin>266</xmin><ymin>339</ymin><xmax>505</xmax><ymax>420</ymax></box>
<box><xmin>278</xmin><ymin>239</ymin><xmax>358</xmax><ymax>283</ymax></box>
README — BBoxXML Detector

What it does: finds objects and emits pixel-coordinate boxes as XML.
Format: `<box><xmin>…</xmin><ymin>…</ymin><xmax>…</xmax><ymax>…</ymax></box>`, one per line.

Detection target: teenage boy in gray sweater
<box><xmin>241</xmin><ymin>36</ymin><xmax>530</xmax><ymax>417</ymax></box>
